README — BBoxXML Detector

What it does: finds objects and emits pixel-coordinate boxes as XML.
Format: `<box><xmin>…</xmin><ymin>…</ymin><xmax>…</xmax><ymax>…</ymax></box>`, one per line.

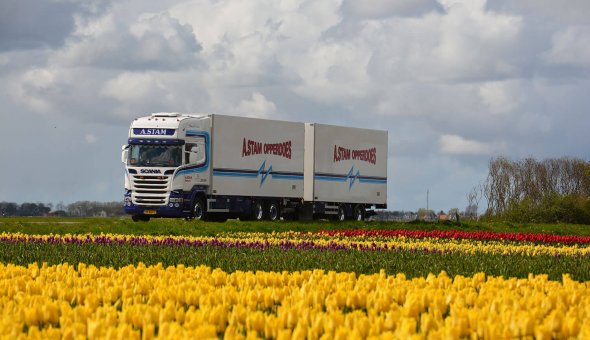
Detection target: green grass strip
<box><xmin>0</xmin><ymin>242</ymin><xmax>587</xmax><ymax>281</ymax></box>
<box><xmin>2</xmin><ymin>217</ymin><xmax>590</xmax><ymax>236</ymax></box>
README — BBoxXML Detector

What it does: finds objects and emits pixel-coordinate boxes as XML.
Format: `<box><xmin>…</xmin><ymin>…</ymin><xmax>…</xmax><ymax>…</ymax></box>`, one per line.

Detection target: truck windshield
<box><xmin>128</xmin><ymin>145</ymin><xmax>182</xmax><ymax>167</ymax></box>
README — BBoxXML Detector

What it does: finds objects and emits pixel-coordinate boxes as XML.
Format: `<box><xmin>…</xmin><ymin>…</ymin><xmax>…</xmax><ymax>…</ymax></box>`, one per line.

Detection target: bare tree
<box><xmin>465</xmin><ymin>184</ymin><xmax>483</xmax><ymax>218</ymax></box>
<box><xmin>483</xmin><ymin>156</ymin><xmax>590</xmax><ymax>217</ymax></box>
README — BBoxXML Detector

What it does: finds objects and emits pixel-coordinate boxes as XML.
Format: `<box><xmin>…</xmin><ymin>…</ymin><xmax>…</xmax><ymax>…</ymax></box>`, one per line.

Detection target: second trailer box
<box><xmin>304</xmin><ymin>123</ymin><xmax>388</xmax><ymax>205</ymax></box>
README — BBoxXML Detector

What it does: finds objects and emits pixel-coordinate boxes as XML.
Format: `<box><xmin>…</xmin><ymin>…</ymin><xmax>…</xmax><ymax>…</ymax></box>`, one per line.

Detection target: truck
<box><xmin>122</xmin><ymin>113</ymin><xmax>387</xmax><ymax>221</ymax></box>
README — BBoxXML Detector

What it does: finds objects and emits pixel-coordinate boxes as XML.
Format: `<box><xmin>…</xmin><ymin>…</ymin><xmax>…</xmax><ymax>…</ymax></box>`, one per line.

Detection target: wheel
<box><xmin>252</xmin><ymin>201</ymin><xmax>265</xmax><ymax>221</ymax></box>
<box><xmin>132</xmin><ymin>215</ymin><xmax>150</xmax><ymax>222</ymax></box>
<box><xmin>268</xmin><ymin>202</ymin><xmax>280</xmax><ymax>221</ymax></box>
<box><xmin>353</xmin><ymin>204</ymin><xmax>365</xmax><ymax>221</ymax></box>
<box><xmin>191</xmin><ymin>198</ymin><xmax>206</xmax><ymax>221</ymax></box>
<box><xmin>335</xmin><ymin>205</ymin><xmax>346</xmax><ymax>221</ymax></box>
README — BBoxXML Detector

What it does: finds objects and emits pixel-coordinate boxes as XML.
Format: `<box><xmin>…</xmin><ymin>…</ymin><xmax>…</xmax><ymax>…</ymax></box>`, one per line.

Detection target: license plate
<box><xmin>144</xmin><ymin>210</ymin><xmax>157</xmax><ymax>215</ymax></box>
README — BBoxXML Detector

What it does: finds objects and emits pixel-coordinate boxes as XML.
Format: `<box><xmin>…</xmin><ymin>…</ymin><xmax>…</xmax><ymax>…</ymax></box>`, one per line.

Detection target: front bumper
<box><xmin>123</xmin><ymin>190</ymin><xmax>188</xmax><ymax>217</ymax></box>
<box><xmin>123</xmin><ymin>204</ymin><xmax>187</xmax><ymax>218</ymax></box>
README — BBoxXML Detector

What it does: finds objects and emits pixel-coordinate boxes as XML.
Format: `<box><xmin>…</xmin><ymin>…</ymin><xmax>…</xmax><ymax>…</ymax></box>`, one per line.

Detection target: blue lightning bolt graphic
<box><xmin>347</xmin><ymin>166</ymin><xmax>360</xmax><ymax>190</ymax></box>
<box><xmin>257</xmin><ymin>161</ymin><xmax>273</xmax><ymax>187</ymax></box>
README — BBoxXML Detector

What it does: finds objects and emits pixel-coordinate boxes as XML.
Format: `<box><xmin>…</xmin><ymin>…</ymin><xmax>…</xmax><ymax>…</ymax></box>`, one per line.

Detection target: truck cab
<box><xmin>122</xmin><ymin>113</ymin><xmax>211</xmax><ymax>221</ymax></box>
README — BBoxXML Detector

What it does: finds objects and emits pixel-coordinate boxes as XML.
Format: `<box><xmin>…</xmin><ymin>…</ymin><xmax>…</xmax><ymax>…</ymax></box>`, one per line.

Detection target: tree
<box><xmin>448</xmin><ymin>208</ymin><xmax>460</xmax><ymax>222</ymax></box>
<box><xmin>482</xmin><ymin>156</ymin><xmax>590</xmax><ymax>223</ymax></box>
<box><xmin>17</xmin><ymin>202</ymin><xmax>50</xmax><ymax>216</ymax></box>
<box><xmin>465</xmin><ymin>184</ymin><xmax>483</xmax><ymax>219</ymax></box>
<box><xmin>55</xmin><ymin>201</ymin><xmax>66</xmax><ymax>212</ymax></box>
<box><xmin>0</xmin><ymin>202</ymin><xmax>17</xmax><ymax>216</ymax></box>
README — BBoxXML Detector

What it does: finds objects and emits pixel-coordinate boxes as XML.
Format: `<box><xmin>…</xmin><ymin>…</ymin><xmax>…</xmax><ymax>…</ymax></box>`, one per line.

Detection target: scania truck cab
<box><xmin>122</xmin><ymin>113</ymin><xmax>210</xmax><ymax>221</ymax></box>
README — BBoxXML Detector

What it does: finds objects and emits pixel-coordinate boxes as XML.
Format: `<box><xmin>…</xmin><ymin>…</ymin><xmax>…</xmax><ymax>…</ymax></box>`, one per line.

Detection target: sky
<box><xmin>0</xmin><ymin>0</ymin><xmax>589</xmax><ymax>213</ymax></box>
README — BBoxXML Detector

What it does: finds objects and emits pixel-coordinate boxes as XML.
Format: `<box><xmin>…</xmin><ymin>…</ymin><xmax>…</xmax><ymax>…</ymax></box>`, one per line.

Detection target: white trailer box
<box><xmin>210</xmin><ymin>115</ymin><xmax>305</xmax><ymax>198</ymax></box>
<box><xmin>304</xmin><ymin>123</ymin><xmax>388</xmax><ymax>205</ymax></box>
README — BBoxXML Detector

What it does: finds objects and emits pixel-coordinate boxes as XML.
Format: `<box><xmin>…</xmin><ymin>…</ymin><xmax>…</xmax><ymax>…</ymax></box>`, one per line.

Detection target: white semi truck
<box><xmin>122</xmin><ymin>113</ymin><xmax>387</xmax><ymax>221</ymax></box>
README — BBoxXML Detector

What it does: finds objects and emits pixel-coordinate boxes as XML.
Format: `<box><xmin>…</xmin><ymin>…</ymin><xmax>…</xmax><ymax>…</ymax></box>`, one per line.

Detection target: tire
<box><xmin>191</xmin><ymin>198</ymin><xmax>206</xmax><ymax>221</ymax></box>
<box><xmin>353</xmin><ymin>204</ymin><xmax>365</xmax><ymax>221</ymax></box>
<box><xmin>268</xmin><ymin>202</ymin><xmax>280</xmax><ymax>221</ymax></box>
<box><xmin>336</xmin><ymin>205</ymin><xmax>346</xmax><ymax>221</ymax></box>
<box><xmin>252</xmin><ymin>201</ymin><xmax>265</xmax><ymax>221</ymax></box>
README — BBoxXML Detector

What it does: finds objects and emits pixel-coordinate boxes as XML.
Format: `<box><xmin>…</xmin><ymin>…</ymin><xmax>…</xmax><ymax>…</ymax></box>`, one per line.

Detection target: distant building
<box><xmin>418</xmin><ymin>208</ymin><xmax>436</xmax><ymax>221</ymax></box>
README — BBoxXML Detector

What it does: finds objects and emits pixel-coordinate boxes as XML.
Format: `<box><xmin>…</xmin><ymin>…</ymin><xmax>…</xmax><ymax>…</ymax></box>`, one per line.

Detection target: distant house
<box><xmin>437</xmin><ymin>211</ymin><xmax>449</xmax><ymax>221</ymax></box>
<box><xmin>418</xmin><ymin>209</ymin><xmax>436</xmax><ymax>221</ymax></box>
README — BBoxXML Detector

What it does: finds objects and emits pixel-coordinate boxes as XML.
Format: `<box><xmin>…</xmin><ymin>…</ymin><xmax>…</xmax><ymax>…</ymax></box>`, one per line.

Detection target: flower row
<box><xmin>1</xmin><ymin>263</ymin><xmax>589</xmax><ymax>339</ymax></box>
<box><xmin>224</xmin><ymin>231</ymin><xmax>590</xmax><ymax>257</ymax></box>
<box><xmin>2</xmin><ymin>232</ymin><xmax>589</xmax><ymax>257</ymax></box>
<box><xmin>315</xmin><ymin>229</ymin><xmax>590</xmax><ymax>245</ymax></box>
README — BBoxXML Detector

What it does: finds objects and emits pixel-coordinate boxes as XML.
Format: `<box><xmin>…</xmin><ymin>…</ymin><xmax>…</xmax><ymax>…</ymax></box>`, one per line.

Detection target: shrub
<box><xmin>495</xmin><ymin>194</ymin><xmax>590</xmax><ymax>224</ymax></box>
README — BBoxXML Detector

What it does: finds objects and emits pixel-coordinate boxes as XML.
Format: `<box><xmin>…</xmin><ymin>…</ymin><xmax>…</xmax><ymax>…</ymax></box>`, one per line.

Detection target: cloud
<box><xmin>85</xmin><ymin>134</ymin><xmax>97</xmax><ymax>144</ymax></box>
<box><xmin>101</xmin><ymin>73</ymin><xmax>165</xmax><ymax>102</ymax></box>
<box><xmin>478</xmin><ymin>81</ymin><xmax>524</xmax><ymax>115</ymax></box>
<box><xmin>7</xmin><ymin>65</ymin><xmax>121</xmax><ymax>121</ymax></box>
<box><xmin>341</xmin><ymin>0</ymin><xmax>443</xmax><ymax>19</ymax></box>
<box><xmin>55</xmin><ymin>12</ymin><xmax>202</xmax><ymax>70</ymax></box>
<box><xmin>0</xmin><ymin>0</ymin><xmax>112</xmax><ymax>52</ymax></box>
<box><xmin>287</xmin><ymin>41</ymin><xmax>371</xmax><ymax>103</ymax></box>
<box><xmin>11</xmin><ymin>67</ymin><xmax>63</xmax><ymax>113</ymax></box>
<box><xmin>439</xmin><ymin>134</ymin><xmax>497</xmax><ymax>155</ymax></box>
<box><xmin>366</xmin><ymin>2</ymin><xmax>523</xmax><ymax>85</ymax></box>
<box><xmin>487</xmin><ymin>0</ymin><xmax>590</xmax><ymax>24</ymax></box>
<box><xmin>544</xmin><ymin>26</ymin><xmax>590</xmax><ymax>68</ymax></box>
<box><xmin>230</xmin><ymin>92</ymin><xmax>277</xmax><ymax>118</ymax></box>
<box><xmin>100</xmin><ymin>71</ymin><xmax>210</xmax><ymax>122</ymax></box>
<box><xmin>0</xmin><ymin>0</ymin><xmax>76</xmax><ymax>51</ymax></box>
<box><xmin>170</xmin><ymin>0</ymin><xmax>343</xmax><ymax>88</ymax></box>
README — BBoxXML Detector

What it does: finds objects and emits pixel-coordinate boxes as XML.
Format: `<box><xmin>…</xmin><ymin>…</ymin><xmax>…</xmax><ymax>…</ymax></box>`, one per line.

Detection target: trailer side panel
<box><xmin>211</xmin><ymin>115</ymin><xmax>305</xmax><ymax>198</ymax></box>
<box><xmin>311</xmin><ymin>124</ymin><xmax>387</xmax><ymax>205</ymax></box>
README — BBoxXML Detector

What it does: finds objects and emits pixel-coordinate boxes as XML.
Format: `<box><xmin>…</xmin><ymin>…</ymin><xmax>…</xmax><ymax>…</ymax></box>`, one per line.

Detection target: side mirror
<box><xmin>121</xmin><ymin>145</ymin><xmax>129</xmax><ymax>164</ymax></box>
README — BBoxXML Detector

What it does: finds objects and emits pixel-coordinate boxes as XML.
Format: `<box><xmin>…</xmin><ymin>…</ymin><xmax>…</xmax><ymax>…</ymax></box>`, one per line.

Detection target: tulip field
<box><xmin>1</xmin><ymin>218</ymin><xmax>590</xmax><ymax>338</ymax></box>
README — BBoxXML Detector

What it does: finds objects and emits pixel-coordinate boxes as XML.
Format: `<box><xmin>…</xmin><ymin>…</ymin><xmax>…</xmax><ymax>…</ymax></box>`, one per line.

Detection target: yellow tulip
<box><xmin>0</xmin><ymin>263</ymin><xmax>589</xmax><ymax>338</ymax></box>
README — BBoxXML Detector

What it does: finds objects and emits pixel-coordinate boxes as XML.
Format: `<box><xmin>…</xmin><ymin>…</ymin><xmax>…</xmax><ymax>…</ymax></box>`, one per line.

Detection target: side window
<box><xmin>184</xmin><ymin>143</ymin><xmax>195</xmax><ymax>164</ymax></box>
<box><xmin>195</xmin><ymin>139</ymin><xmax>206</xmax><ymax>165</ymax></box>
<box><xmin>184</xmin><ymin>137</ymin><xmax>207</xmax><ymax>166</ymax></box>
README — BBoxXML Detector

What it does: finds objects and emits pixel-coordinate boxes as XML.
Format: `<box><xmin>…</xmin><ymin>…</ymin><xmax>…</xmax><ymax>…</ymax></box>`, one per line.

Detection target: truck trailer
<box><xmin>122</xmin><ymin>113</ymin><xmax>387</xmax><ymax>221</ymax></box>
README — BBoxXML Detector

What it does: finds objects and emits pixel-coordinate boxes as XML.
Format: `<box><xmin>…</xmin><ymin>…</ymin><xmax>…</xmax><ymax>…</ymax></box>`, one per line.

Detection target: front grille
<box><xmin>131</xmin><ymin>175</ymin><xmax>170</xmax><ymax>205</ymax></box>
